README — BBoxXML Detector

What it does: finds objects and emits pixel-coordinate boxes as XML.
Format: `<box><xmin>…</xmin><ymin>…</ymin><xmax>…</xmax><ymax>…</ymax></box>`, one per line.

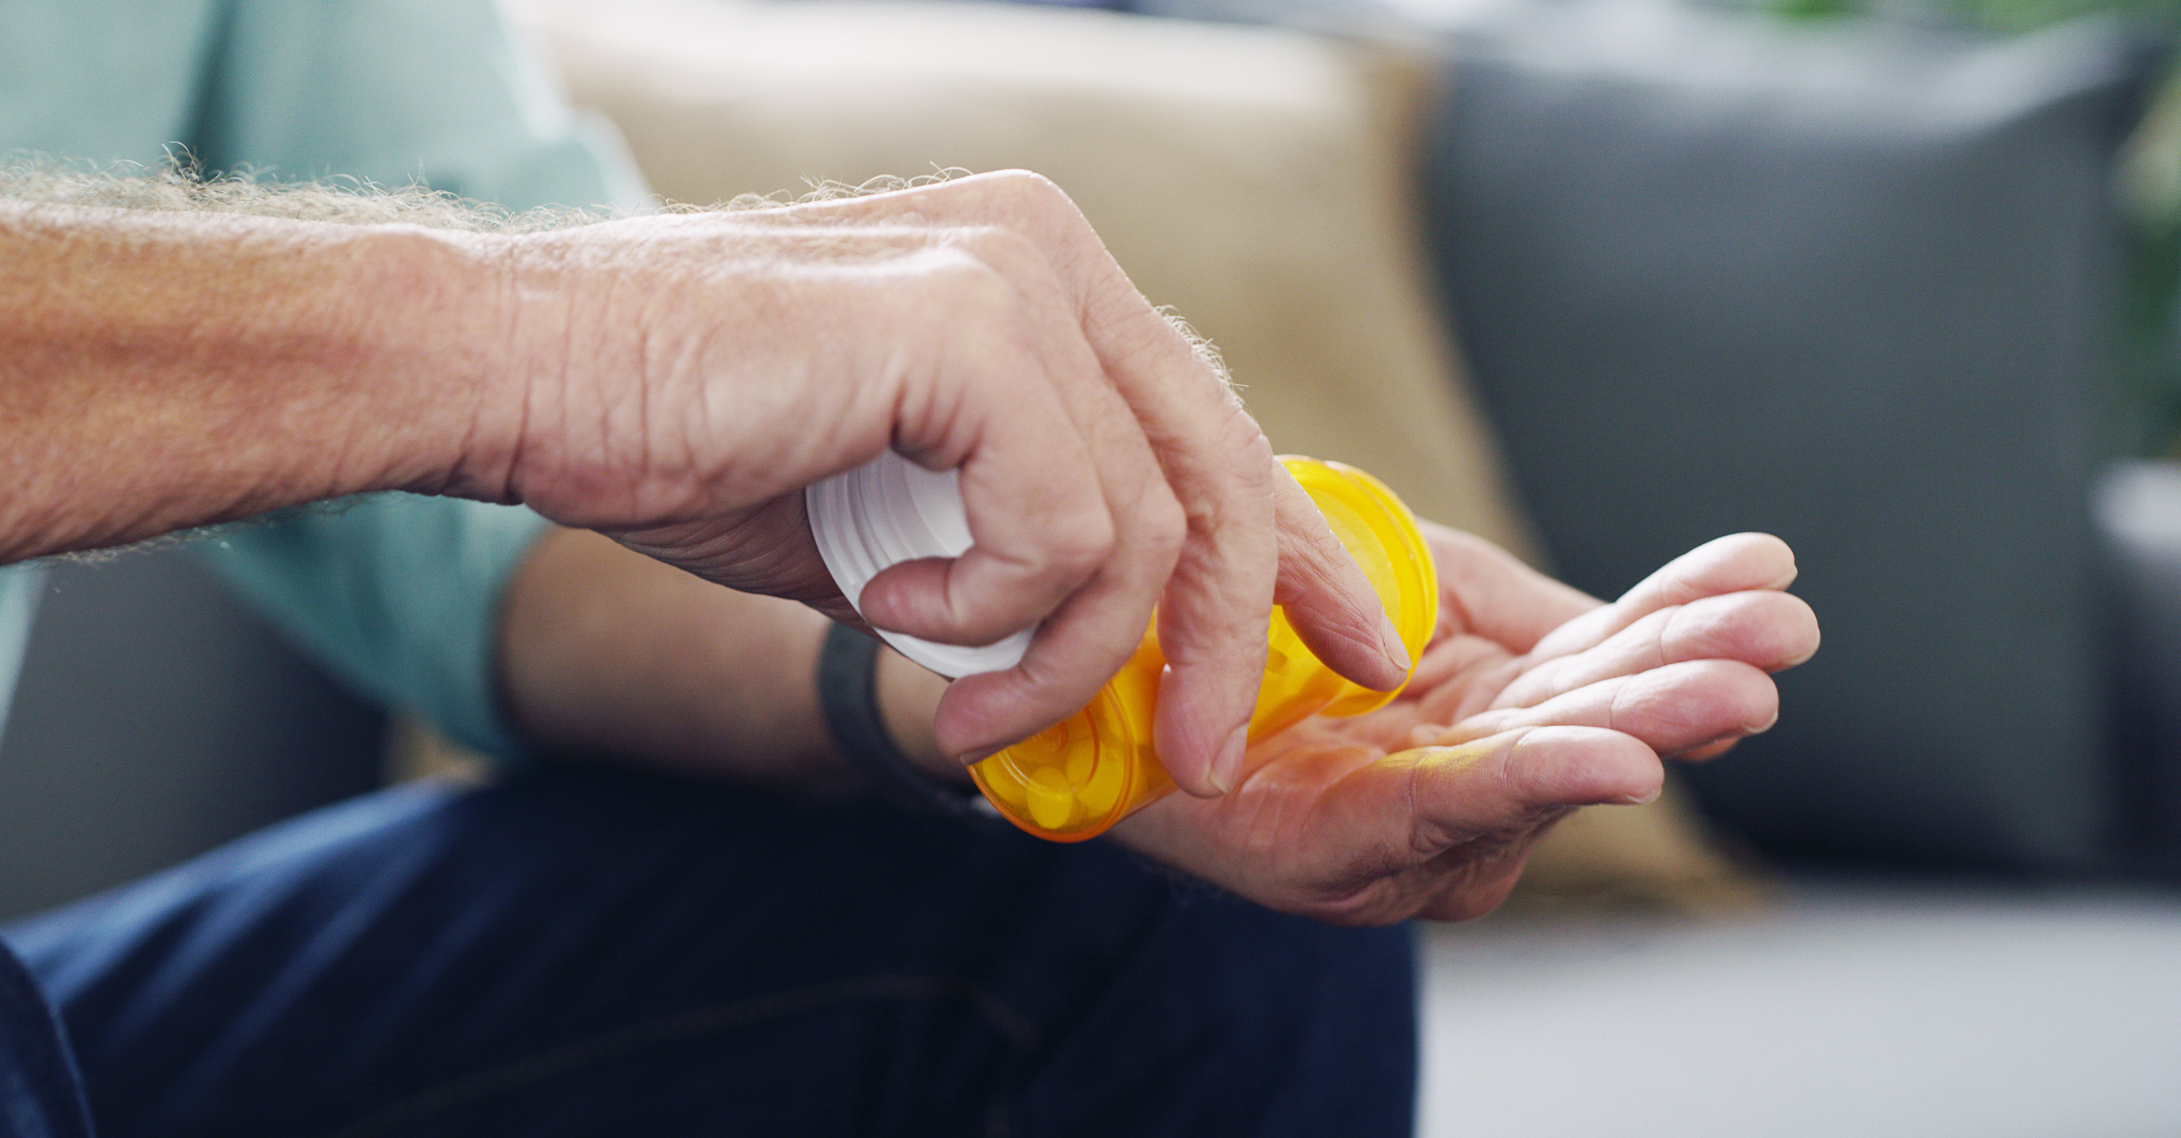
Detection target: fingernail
<box><xmin>1206</xmin><ymin>723</ymin><xmax>1249</xmax><ymax>794</ymax></box>
<box><xmin>1376</xmin><ymin>609</ymin><xmax>1412</xmax><ymax>676</ymax></box>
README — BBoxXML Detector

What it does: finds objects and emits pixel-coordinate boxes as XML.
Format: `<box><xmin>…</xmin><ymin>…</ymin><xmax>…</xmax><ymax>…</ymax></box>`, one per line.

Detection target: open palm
<box><xmin>1111</xmin><ymin>525</ymin><xmax>1819</xmax><ymax>925</ymax></box>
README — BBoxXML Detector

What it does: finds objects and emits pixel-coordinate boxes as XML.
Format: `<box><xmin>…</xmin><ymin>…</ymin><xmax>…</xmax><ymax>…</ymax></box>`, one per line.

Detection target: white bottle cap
<box><xmin>805</xmin><ymin>450</ymin><xmax>1034</xmax><ymax>678</ymax></box>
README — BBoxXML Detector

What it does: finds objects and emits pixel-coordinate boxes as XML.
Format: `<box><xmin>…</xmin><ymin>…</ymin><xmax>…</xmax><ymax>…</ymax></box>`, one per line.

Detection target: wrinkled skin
<box><xmin>1113</xmin><ymin>528</ymin><xmax>1818</xmax><ymax>925</ymax></box>
<box><xmin>491</xmin><ymin>171</ymin><xmax>1408</xmax><ymax>791</ymax></box>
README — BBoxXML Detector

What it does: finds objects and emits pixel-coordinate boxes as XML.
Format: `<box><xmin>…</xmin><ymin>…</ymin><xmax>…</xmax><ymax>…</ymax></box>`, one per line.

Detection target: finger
<box><xmin>1408</xmin><ymin>726</ymin><xmax>1662</xmax><ymax>827</ymax></box>
<box><xmin>1428</xmin><ymin>659</ymin><xmax>1780</xmax><ymax>759</ymax></box>
<box><xmin>934</xmin><ymin>572</ymin><xmax>1153</xmax><ymax>761</ymax></box>
<box><xmin>1391</xmin><ymin>521</ymin><xmax>1601</xmax><ymax>708</ymax></box>
<box><xmin>844</xmin><ymin>172</ymin><xmax>1279</xmax><ymax>795</ymax></box>
<box><xmin>1403</xmin><ymin>630</ymin><xmax>1513</xmax><ymax>702</ymax></box>
<box><xmin>1212</xmin><ymin>726</ymin><xmax>1657</xmax><ymax>925</ymax></box>
<box><xmin>1677</xmin><ymin>737</ymin><xmax>1742</xmax><ymax>762</ymax></box>
<box><xmin>1524</xmin><ymin>533</ymin><xmax>1798</xmax><ymax>664</ymax></box>
<box><xmin>1076</xmin><ymin>276</ymin><xmax>1285</xmax><ymax>797</ymax></box>
<box><xmin>1140</xmin><ymin>396</ymin><xmax>1281</xmax><ymax>796</ymax></box>
<box><xmin>933</xmin><ymin>449</ymin><xmax>1184</xmax><ymax>758</ymax></box>
<box><xmin>1272</xmin><ymin>471</ymin><xmax>1414</xmax><ymax>693</ymax></box>
<box><xmin>1424</xmin><ymin>521</ymin><xmax>1599</xmax><ymax>652</ymax></box>
<box><xmin>997</xmin><ymin>175</ymin><xmax>1292</xmax><ymax>797</ymax></box>
<box><xmin>827</xmin><ymin>239</ymin><xmax>1182</xmax><ymax>759</ymax></box>
<box><xmin>1490</xmin><ymin>589</ymin><xmax>1819</xmax><ymax>710</ymax></box>
<box><xmin>1304</xmin><ymin>727</ymin><xmax>1661</xmax><ymax>890</ymax></box>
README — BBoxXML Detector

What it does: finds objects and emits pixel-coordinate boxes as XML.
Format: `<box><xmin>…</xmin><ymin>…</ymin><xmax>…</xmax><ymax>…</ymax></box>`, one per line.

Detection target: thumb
<box><xmin>1314</xmin><ymin>726</ymin><xmax>1663</xmax><ymax>860</ymax></box>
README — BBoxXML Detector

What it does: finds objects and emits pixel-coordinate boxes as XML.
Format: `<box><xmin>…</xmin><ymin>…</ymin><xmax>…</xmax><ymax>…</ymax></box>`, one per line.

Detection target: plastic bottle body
<box><xmin>970</xmin><ymin>458</ymin><xmax>1439</xmax><ymax>841</ymax></box>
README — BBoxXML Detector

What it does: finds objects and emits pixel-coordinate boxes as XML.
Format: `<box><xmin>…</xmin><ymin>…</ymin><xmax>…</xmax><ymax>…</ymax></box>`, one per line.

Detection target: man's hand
<box><xmin>1108</xmin><ymin>528</ymin><xmax>1818</xmax><ymax>925</ymax></box>
<box><xmin>3</xmin><ymin>169</ymin><xmax>1398</xmax><ymax>788</ymax></box>
<box><xmin>485</xmin><ymin>172</ymin><xmax>1402</xmax><ymax>788</ymax></box>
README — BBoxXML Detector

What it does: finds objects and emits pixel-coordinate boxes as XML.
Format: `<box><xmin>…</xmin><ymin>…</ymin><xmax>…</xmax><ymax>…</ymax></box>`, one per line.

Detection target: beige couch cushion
<box><xmin>515</xmin><ymin>0</ymin><xmax>1535</xmax><ymax>554</ymax></box>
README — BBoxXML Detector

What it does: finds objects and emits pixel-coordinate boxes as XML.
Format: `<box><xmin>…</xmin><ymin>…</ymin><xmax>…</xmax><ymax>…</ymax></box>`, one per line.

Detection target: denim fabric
<box><xmin>3</xmin><ymin>768</ymin><xmax>1415</xmax><ymax>1137</ymax></box>
<box><xmin>0</xmin><ymin>940</ymin><xmax>91</xmax><ymax>1138</ymax></box>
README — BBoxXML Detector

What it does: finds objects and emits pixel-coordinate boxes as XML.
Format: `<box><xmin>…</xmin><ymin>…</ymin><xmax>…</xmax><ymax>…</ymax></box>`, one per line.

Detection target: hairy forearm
<box><xmin>4</xmin><ymin>164</ymin><xmax>1406</xmax><ymax>787</ymax></box>
<box><xmin>498</xmin><ymin>527</ymin><xmax>959</xmax><ymax>787</ymax></box>
<box><xmin>0</xmin><ymin>199</ymin><xmax>511</xmax><ymax>561</ymax></box>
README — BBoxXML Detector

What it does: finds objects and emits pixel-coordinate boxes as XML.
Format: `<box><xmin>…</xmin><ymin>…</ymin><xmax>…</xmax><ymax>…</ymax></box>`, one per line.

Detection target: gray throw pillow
<box><xmin>1420</xmin><ymin>2</ymin><xmax>2153</xmax><ymax>871</ymax></box>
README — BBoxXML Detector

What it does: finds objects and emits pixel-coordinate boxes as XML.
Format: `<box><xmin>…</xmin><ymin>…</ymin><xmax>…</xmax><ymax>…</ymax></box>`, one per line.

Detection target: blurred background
<box><xmin>6</xmin><ymin>0</ymin><xmax>2181</xmax><ymax>1131</ymax></box>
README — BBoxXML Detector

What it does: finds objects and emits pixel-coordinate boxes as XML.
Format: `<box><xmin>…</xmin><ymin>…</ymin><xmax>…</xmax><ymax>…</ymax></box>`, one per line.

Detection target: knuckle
<box><xmin>949</xmin><ymin>221</ymin><xmax>1034</xmax><ymax>261</ymax></box>
<box><xmin>1225</xmin><ymin>410</ymin><xmax>1278</xmax><ymax>465</ymax></box>
<box><xmin>1137</xmin><ymin>488</ymin><xmax>1188</xmax><ymax>565</ymax></box>
<box><xmin>1175</xmin><ymin>433</ymin><xmax>1277</xmax><ymax>537</ymax></box>
<box><xmin>916</xmin><ymin>245</ymin><xmax>1016</xmax><ymax>306</ymax></box>
<box><xmin>982</xmin><ymin>169</ymin><xmax>1076</xmax><ymax>221</ymax></box>
<box><xmin>1030</xmin><ymin>506</ymin><xmax>1116</xmax><ymax>583</ymax></box>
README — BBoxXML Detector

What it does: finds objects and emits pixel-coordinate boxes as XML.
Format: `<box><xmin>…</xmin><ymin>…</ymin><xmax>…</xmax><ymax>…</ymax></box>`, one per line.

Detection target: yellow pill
<box><xmin>1063</xmin><ymin>734</ymin><xmax>1096</xmax><ymax>785</ymax></box>
<box><xmin>1025</xmin><ymin>766</ymin><xmax>1078</xmax><ymax>831</ymax></box>
<box><xmin>1081</xmin><ymin>739</ymin><xmax>1127</xmax><ymax>813</ymax></box>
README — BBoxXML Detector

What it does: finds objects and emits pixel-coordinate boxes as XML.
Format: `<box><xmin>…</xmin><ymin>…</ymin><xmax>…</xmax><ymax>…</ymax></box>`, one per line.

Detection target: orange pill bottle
<box><xmin>968</xmin><ymin>458</ymin><xmax>1438</xmax><ymax>840</ymax></box>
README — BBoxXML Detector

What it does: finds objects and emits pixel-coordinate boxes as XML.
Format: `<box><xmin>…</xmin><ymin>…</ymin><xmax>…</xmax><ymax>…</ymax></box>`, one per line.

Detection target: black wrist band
<box><xmin>817</xmin><ymin>622</ymin><xmax>984</xmax><ymax>817</ymax></box>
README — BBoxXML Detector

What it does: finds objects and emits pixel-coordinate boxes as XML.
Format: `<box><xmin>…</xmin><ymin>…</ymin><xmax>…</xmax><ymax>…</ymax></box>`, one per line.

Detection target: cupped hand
<box><xmin>484</xmin><ymin>172</ymin><xmax>1399</xmax><ymax>790</ymax></box>
<box><xmin>1109</xmin><ymin>527</ymin><xmax>1819</xmax><ymax>925</ymax></box>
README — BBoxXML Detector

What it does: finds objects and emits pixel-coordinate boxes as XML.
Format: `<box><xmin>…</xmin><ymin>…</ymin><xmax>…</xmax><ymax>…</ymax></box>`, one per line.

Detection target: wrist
<box><xmin>351</xmin><ymin>225</ymin><xmax>534</xmax><ymax>499</ymax></box>
<box><xmin>873</xmin><ymin>642</ymin><xmax>962</xmax><ymax>785</ymax></box>
<box><xmin>467</xmin><ymin>226</ymin><xmax>669</xmax><ymax>528</ymax></box>
<box><xmin>820</xmin><ymin>623</ymin><xmax>982</xmax><ymax>815</ymax></box>
<box><xmin>428</xmin><ymin>228</ymin><xmax>566</xmax><ymax>507</ymax></box>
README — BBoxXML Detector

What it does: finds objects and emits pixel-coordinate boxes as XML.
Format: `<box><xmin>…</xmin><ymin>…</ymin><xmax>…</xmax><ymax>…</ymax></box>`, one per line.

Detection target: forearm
<box><xmin>0</xmin><ymin>199</ymin><xmax>511</xmax><ymax>561</ymax></box>
<box><xmin>498</xmin><ymin>527</ymin><xmax>959</xmax><ymax>787</ymax></box>
<box><xmin>6</xmin><ymin>167</ymin><xmax>1401</xmax><ymax>786</ymax></box>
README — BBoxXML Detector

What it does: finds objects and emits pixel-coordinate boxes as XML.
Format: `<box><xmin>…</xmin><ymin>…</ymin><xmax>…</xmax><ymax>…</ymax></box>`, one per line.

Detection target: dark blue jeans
<box><xmin>1</xmin><ymin>766</ymin><xmax>1415</xmax><ymax>1137</ymax></box>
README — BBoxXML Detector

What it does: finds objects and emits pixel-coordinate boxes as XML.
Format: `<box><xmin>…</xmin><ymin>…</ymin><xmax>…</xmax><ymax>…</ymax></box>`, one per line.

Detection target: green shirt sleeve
<box><xmin>190</xmin><ymin>0</ymin><xmax>647</xmax><ymax>211</ymax></box>
<box><xmin>184</xmin><ymin>0</ymin><xmax>649</xmax><ymax>759</ymax></box>
<box><xmin>0</xmin><ymin>564</ymin><xmax>46</xmax><ymax>753</ymax></box>
<box><xmin>196</xmin><ymin>498</ymin><xmax>550</xmax><ymax>759</ymax></box>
